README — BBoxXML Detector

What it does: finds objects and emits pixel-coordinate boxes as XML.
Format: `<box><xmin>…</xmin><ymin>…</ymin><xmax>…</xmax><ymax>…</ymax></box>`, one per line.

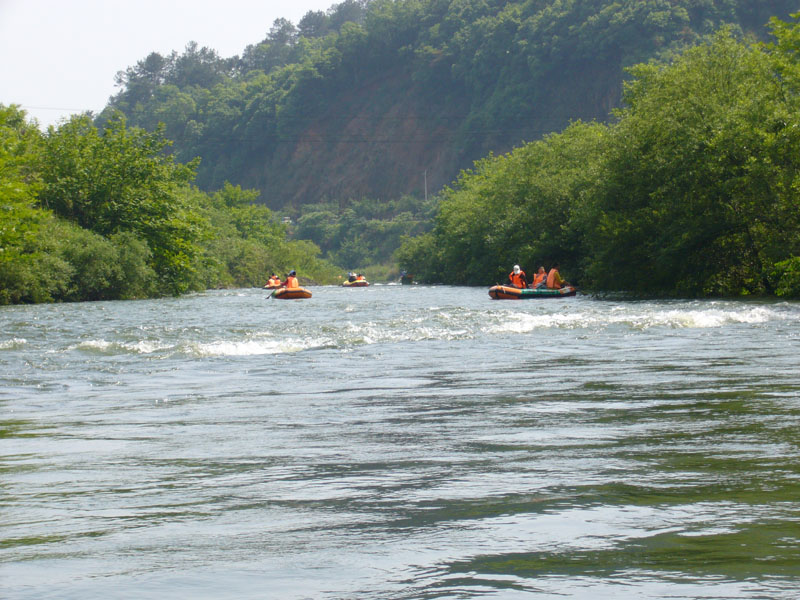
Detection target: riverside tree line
<box><xmin>399</xmin><ymin>18</ymin><xmax>800</xmax><ymax>297</ymax></box>
<box><xmin>0</xmin><ymin>110</ymin><xmax>339</xmax><ymax>304</ymax></box>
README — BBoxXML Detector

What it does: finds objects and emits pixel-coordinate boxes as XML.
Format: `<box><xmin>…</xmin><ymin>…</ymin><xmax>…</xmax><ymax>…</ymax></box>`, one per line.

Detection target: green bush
<box><xmin>110</xmin><ymin>231</ymin><xmax>157</xmax><ymax>299</ymax></box>
<box><xmin>771</xmin><ymin>257</ymin><xmax>800</xmax><ymax>298</ymax></box>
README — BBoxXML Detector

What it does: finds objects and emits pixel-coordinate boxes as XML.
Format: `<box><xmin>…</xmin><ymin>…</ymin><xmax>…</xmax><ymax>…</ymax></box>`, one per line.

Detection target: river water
<box><xmin>2</xmin><ymin>285</ymin><xmax>800</xmax><ymax>599</ymax></box>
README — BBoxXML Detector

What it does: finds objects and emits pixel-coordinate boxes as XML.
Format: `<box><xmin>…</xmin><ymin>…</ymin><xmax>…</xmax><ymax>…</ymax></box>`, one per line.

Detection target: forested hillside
<box><xmin>101</xmin><ymin>0</ymin><xmax>796</xmax><ymax>213</ymax></box>
<box><xmin>397</xmin><ymin>19</ymin><xmax>800</xmax><ymax>297</ymax></box>
<box><xmin>9</xmin><ymin>2</ymin><xmax>800</xmax><ymax>304</ymax></box>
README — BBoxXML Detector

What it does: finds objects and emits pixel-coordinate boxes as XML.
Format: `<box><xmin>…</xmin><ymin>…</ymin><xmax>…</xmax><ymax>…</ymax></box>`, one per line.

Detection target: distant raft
<box><xmin>489</xmin><ymin>284</ymin><xmax>577</xmax><ymax>299</ymax></box>
<box><xmin>341</xmin><ymin>280</ymin><xmax>369</xmax><ymax>287</ymax></box>
<box><xmin>271</xmin><ymin>287</ymin><xmax>312</xmax><ymax>299</ymax></box>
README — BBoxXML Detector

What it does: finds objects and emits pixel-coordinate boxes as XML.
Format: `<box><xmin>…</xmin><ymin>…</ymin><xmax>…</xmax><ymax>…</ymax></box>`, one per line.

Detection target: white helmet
<box><xmin>513</xmin><ymin>265</ymin><xmax>520</xmax><ymax>274</ymax></box>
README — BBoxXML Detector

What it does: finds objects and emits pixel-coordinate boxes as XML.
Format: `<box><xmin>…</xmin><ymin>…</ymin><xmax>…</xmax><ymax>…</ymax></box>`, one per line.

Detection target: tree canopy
<box><xmin>6</xmin><ymin>2</ymin><xmax>800</xmax><ymax>300</ymax></box>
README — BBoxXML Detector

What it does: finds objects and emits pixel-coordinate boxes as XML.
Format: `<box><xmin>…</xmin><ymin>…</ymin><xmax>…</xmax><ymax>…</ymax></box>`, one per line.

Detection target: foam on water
<box><xmin>70</xmin><ymin>339</ymin><xmax>171</xmax><ymax>355</ymax></box>
<box><xmin>0</xmin><ymin>337</ymin><xmax>27</xmax><ymax>350</ymax></box>
<box><xmin>36</xmin><ymin>299</ymin><xmax>793</xmax><ymax>361</ymax></box>
<box><xmin>188</xmin><ymin>337</ymin><xmax>329</xmax><ymax>357</ymax></box>
<box><xmin>485</xmin><ymin>303</ymin><xmax>781</xmax><ymax>334</ymax></box>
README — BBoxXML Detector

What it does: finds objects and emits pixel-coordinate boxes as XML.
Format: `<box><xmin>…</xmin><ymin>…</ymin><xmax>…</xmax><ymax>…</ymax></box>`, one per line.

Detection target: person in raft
<box><xmin>546</xmin><ymin>263</ymin><xmax>569</xmax><ymax>289</ymax></box>
<box><xmin>531</xmin><ymin>266</ymin><xmax>547</xmax><ymax>289</ymax></box>
<box><xmin>508</xmin><ymin>264</ymin><xmax>528</xmax><ymax>288</ymax></box>
<box><xmin>267</xmin><ymin>273</ymin><xmax>281</xmax><ymax>287</ymax></box>
<box><xmin>282</xmin><ymin>270</ymin><xmax>299</xmax><ymax>288</ymax></box>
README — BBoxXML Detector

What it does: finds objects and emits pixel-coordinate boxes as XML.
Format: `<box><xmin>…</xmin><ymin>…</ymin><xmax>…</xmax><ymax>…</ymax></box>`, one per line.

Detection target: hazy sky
<box><xmin>0</xmin><ymin>0</ymin><xmax>337</xmax><ymax>127</ymax></box>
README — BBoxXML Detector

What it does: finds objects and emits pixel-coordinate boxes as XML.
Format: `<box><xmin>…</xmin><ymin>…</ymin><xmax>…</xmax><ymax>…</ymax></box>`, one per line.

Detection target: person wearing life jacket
<box><xmin>508</xmin><ymin>264</ymin><xmax>528</xmax><ymax>288</ymax></box>
<box><xmin>532</xmin><ymin>266</ymin><xmax>547</xmax><ymax>289</ymax></box>
<box><xmin>356</xmin><ymin>274</ymin><xmax>366</xmax><ymax>282</ymax></box>
<box><xmin>267</xmin><ymin>274</ymin><xmax>281</xmax><ymax>287</ymax></box>
<box><xmin>546</xmin><ymin>263</ymin><xmax>567</xmax><ymax>289</ymax></box>
<box><xmin>283</xmin><ymin>270</ymin><xmax>299</xmax><ymax>288</ymax></box>
<box><xmin>348</xmin><ymin>272</ymin><xmax>357</xmax><ymax>282</ymax></box>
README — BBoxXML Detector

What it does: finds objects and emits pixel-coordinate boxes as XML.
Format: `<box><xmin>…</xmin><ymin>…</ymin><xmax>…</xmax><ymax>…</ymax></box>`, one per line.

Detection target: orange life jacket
<box><xmin>546</xmin><ymin>268</ymin><xmax>563</xmax><ymax>289</ymax></box>
<box><xmin>532</xmin><ymin>272</ymin><xmax>546</xmax><ymax>287</ymax></box>
<box><xmin>509</xmin><ymin>270</ymin><xmax>526</xmax><ymax>288</ymax></box>
<box><xmin>285</xmin><ymin>276</ymin><xmax>299</xmax><ymax>288</ymax></box>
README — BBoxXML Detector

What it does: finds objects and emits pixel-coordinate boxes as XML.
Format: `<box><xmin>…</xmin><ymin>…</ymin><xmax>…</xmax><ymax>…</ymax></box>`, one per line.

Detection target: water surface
<box><xmin>2</xmin><ymin>285</ymin><xmax>799</xmax><ymax>599</ymax></box>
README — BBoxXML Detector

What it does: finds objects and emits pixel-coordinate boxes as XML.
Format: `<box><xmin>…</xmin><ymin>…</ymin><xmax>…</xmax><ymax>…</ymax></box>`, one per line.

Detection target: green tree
<box><xmin>298</xmin><ymin>10</ymin><xmax>330</xmax><ymax>38</ymax></box>
<box><xmin>112</xmin><ymin>51</ymin><xmax>171</xmax><ymax>109</ymax></box>
<box><xmin>0</xmin><ymin>105</ymin><xmax>44</xmax><ymax>258</ymax></box>
<box><xmin>584</xmin><ymin>29</ymin><xmax>800</xmax><ymax>295</ymax></box>
<box><xmin>399</xmin><ymin>121</ymin><xmax>607</xmax><ymax>285</ymax></box>
<box><xmin>0</xmin><ymin>105</ymin><xmax>49</xmax><ymax>303</ymax></box>
<box><xmin>38</xmin><ymin>113</ymin><xmax>207</xmax><ymax>295</ymax></box>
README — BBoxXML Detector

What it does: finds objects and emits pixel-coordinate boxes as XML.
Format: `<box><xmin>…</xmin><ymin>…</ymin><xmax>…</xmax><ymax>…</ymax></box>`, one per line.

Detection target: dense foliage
<box><xmin>95</xmin><ymin>0</ymin><xmax>796</xmax><ymax>281</ymax></box>
<box><xmin>398</xmin><ymin>18</ymin><xmax>800</xmax><ymax>297</ymax></box>
<box><xmin>397</xmin><ymin>121</ymin><xmax>608</xmax><ymax>284</ymax></box>
<box><xmin>584</xmin><ymin>27</ymin><xmax>800</xmax><ymax>296</ymax></box>
<box><xmin>0</xmin><ymin>106</ymin><xmax>338</xmax><ymax>304</ymax></box>
<box><xmin>292</xmin><ymin>195</ymin><xmax>436</xmax><ymax>275</ymax></box>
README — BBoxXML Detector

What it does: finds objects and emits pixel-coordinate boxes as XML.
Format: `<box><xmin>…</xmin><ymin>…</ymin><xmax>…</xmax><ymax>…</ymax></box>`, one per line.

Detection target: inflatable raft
<box><xmin>489</xmin><ymin>284</ymin><xmax>577</xmax><ymax>299</ymax></box>
<box><xmin>342</xmin><ymin>280</ymin><xmax>369</xmax><ymax>287</ymax></box>
<box><xmin>271</xmin><ymin>287</ymin><xmax>312</xmax><ymax>299</ymax></box>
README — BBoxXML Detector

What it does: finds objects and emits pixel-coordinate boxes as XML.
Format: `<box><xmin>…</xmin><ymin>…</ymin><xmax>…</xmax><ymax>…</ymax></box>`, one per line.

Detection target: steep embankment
<box><xmin>240</xmin><ymin>59</ymin><xmax>623</xmax><ymax>210</ymax></box>
<box><xmin>238</xmin><ymin>71</ymin><xmax>466</xmax><ymax>209</ymax></box>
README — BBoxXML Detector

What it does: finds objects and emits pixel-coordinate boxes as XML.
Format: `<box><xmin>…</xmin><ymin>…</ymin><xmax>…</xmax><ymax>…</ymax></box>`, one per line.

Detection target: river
<box><xmin>2</xmin><ymin>285</ymin><xmax>799</xmax><ymax>599</ymax></box>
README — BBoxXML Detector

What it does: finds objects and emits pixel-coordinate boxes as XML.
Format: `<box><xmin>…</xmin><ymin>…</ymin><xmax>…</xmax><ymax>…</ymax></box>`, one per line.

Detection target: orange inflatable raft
<box><xmin>271</xmin><ymin>287</ymin><xmax>312</xmax><ymax>299</ymax></box>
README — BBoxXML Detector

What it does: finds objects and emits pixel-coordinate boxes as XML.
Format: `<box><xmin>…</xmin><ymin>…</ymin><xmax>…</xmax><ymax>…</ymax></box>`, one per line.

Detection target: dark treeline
<box><xmin>397</xmin><ymin>18</ymin><xmax>800</xmax><ymax>297</ymax></box>
<box><xmin>292</xmin><ymin>195</ymin><xmax>436</xmax><ymax>279</ymax></box>
<box><xmin>0</xmin><ymin>108</ymin><xmax>339</xmax><ymax>304</ymax></box>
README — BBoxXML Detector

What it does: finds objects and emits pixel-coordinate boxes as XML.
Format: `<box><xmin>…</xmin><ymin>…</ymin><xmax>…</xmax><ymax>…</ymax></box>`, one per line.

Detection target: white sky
<box><xmin>0</xmin><ymin>0</ymin><xmax>337</xmax><ymax>128</ymax></box>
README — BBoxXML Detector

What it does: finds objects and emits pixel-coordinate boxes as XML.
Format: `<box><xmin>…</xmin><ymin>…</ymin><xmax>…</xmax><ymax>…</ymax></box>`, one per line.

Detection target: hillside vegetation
<box><xmin>102</xmin><ymin>0</ymin><xmax>796</xmax><ymax>211</ymax></box>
